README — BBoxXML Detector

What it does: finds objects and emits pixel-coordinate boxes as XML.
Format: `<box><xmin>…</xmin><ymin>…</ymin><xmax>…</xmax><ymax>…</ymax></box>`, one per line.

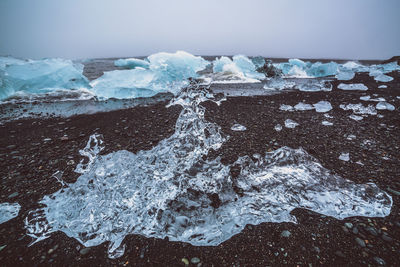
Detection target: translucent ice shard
<box><xmin>0</xmin><ymin>202</ymin><xmax>21</xmax><ymax>224</ymax></box>
<box><xmin>376</xmin><ymin>102</ymin><xmax>395</xmax><ymax>111</ymax></box>
<box><xmin>263</xmin><ymin>78</ymin><xmax>295</xmax><ymax>90</ymax></box>
<box><xmin>231</xmin><ymin>124</ymin><xmax>247</xmax><ymax>131</ymax></box>
<box><xmin>322</xmin><ymin>121</ymin><xmax>333</xmax><ymax>126</ymax></box>
<box><xmin>297</xmin><ymin>80</ymin><xmax>332</xmax><ymax>92</ymax></box>
<box><xmin>337</xmin><ymin>83</ymin><xmax>368</xmax><ymax>91</ymax></box>
<box><xmin>284</xmin><ymin>119</ymin><xmax>299</xmax><ymax>128</ymax></box>
<box><xmin>349</xmin><ymin>114</ymin><xmax>364</xmax><ymax>121</ymax></box>
<box><xmin>294</xmin><ymin>102</ymin><xmax>314</xmax><ymax>111</ymax></box>
<box><xmin>25</xmin><ymin>84</ymin><xmax>392</xmax><ymax>259</ymax></box>
<box><xmin>313</xmin><ymin>101</ymin><xmax>332</xmax><ymax>113</ymax></box>
<box><xmin>339</xmin><ymin>153</ymin><xmax>350</xmax><ymax>162</ymax></box>
<box><xmin>0</xmin><ymin>58</ymin><xmax>89</xmax><ymax>100</ymax></box>
<box><xmin>274</xmin><ymin>124</ymin><xmax>282</xmax><ymax>131</ymax></box>
<box><xmin>91</xmin><ymin>51</ymin><xmax>209</xmax><ymax>99</ymax></box>
<box><xmin>114</xmin><ymin>58</ymin><xmax>150</xmax><ymax>69</ymax></box>
<box><xmin>280</xmin><ymin>104</ymin><xmax>294</xmax><ymax>111</ymax></box>
<box><xmin>374</xmin><ymin>74</ymin><xmax>393</xmax><ymax>83</ymax></box>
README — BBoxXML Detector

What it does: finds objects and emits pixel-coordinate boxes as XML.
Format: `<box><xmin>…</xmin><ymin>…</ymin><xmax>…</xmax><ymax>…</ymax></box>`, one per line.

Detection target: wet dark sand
<box><xmin>0</xmin><ymin>72</ymin><xmax>400</xmax><ymax>266</ymax></box>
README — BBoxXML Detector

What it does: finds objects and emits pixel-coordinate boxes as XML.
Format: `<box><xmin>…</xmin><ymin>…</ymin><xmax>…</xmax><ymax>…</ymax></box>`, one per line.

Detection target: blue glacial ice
<box><xmin>0</xmin><ymin>202</ymin><xmax>21</xmax><ymax>224</ymax></box>
<box><xmin>91</xmin><ymin>51</ymin><xmax>209</xmax><ymax>99</ymax></box>
<box><xmin>25</xmin><ymin>84</ymin><xmax>392</xmax><ymax>259</ymax></box>
<box><xmin>277</xmin><ymin>59</ymin><xmax>339</xmax><ymax>78</ymax></box>
<box><xmin>313</xmin><ymin>101</ymin><xmax>332</xmax><ymax>113</ymax></box>
<box><xmin>114</xmin><ymin>58</ymin><xmax>150</xmax><ymax>69</ymax></box>
<box><xmin>0</xmin><ymin>58</ymin><xmax>90</xmax><ymax>101</ymax></box>
<box><xmin>376</xmin><ymin>102</ymin><xmax>395</xmax><ymax>111</ymax></box>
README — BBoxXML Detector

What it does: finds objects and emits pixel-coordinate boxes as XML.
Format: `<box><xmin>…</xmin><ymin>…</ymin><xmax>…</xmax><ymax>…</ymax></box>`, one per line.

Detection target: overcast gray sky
<box><xmin>0</xmin><ymin>0</ymin><xmax>399</xmax><ymax>60</ymax></box>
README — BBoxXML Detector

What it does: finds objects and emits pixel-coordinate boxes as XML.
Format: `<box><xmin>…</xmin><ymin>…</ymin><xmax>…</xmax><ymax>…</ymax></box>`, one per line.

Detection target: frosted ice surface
<box><xmin>284</xmin><ymin>119</ymin><xmax>299</xmax><ymax>128</ymax></box>
<box><xmin>114</xmin><ymin>58</ymin><xmax>150</xmax><ymax>69</ymax></box>
<box><xmin>0</xmin><ymin>58</ymin><xmax>89</xmax><ymax>100</ymax></box>
<box><xmin>339</xmin><ymin>153</ymin><xmax>350</xmax><ymax>162</ymax></box>
<box><xmin>0</xmin><ymin>202</ymin><xmax>21</xmax><ymax>224</ymax></box>
<box><xmin>340</xmin><ymin>104</ymin><xmax>377</xmax><ymax>115</ymax></box>
<box><xmin>274</xmin><ymin>124</ymin><xmax>282</xmax><ymax>131</ymax></box>
<box><xmin>294</xmin><ymin>102</ymin><xmax>314</xmax><ymax>111</ymax></box>
<box><xmin>231</xmin><ymin>124</ymin><xmax>247</xmax><ymax>131</ymax></box>
<box><xmin>25</xmin><ymin>85</ymin><xmax>392</xmax><ymax>259</ymax></box>
<box><xmin>376</xmin><ymin>102</ymin><xmax>395</xmax><ymax>111</ymax></box>
<box><xmin>322</xmin><ymin>121</ymin><xmax>333</xmax><ymax>126</ymax></box>
<box><xmin>374</xmin><ymin>74</ymin><xmax>393</xmax><ymax>83</ymax></box>
<box><xmin>349</xmin><ymin>114</ymin><xmax>364</xmax><ymax>121</ymax></box>
<box><xmin>91</xmin><ymin>51</ymin><xmax>209</xmax><ymax>99</ymax></box>
<box><xmin>337</xmin><ymin>83</ymin><xmax>368</xmax><ymax>91</ymax></box>
<box><xmin>313</xmin><ymin>101</ymin><xmax>332</xmax><ymax>113</ymax></box>
<box><xmin>280</xmin><ymin>104</ymin><xmax>293</xmax><ymax>111</ymax></box>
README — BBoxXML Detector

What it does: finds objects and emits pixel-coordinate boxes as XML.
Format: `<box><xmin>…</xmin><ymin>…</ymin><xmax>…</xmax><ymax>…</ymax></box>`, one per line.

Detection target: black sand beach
<box><xmin>1</xmin><ymin>70</ymin><xmax>400</xmax><ymax>266</ymax></box>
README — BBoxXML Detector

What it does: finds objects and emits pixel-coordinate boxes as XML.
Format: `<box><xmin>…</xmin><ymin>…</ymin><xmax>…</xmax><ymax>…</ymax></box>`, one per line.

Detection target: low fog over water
<box><xmin>0</xmin><ymin>0</ymin><xmax>399</xmax><ymax>60</ymax></box>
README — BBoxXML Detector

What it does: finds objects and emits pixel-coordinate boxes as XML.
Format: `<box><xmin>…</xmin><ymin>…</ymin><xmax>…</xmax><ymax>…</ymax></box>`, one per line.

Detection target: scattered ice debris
<box><xmin>340</xmin><ymin>103</ymin><xmax>377</xmax><ymax>115</ymax></box>
<box><xmin>274</xmin><ymin>124</ymin><xmax>282</xmax><ymax>131</ymax></box>
<box><xmin>337</xmin><ymin>83</ymin><xmax>368</xmax><ymax>91</ymax></box>
<box><xmin>231</xmin><ymin>124</ymin><xmax>247</xmax><ymax>131</ymax></box>
<box><xmin>297</xmin><ymin>79</ymin><xmax>332</xmax><ymax>92</ymax></box>
<box><xmin>322</xmin><ymin>121</ymin><xmax>333</xmax><ymax>126</ymax></box>
<box><xmin>263</xmin><ymin>78</ymin><xmax>295</xmax><ymax>90</ymax></box>
<box><xmin>349</xmin><ymin>114</ymin><xmax>364</xmax><ymax>121</ymax></box>
<box><xmin>0</xmin><ymin>58</ymin><xmax>89</xmax><ymax>100</ymax></box>
<box><xmin>294</xmin><ymin>102</ymin><xmax>314</xmax><ymax>111</ymax></box>
<box><xmin>378</xmin><ymin>85</ymin><xmax>387</xmax><ymax>89</ymax></box>
<box><xmin>339</xmin><ymin>153</ymin><xmax>350</xmax><ymax>162</ymax></box>
<box><xmin>346</xmin><ymin>134</ymin><xmax>356</xmax><ymax>141</ymax></box>
<box><xmin>284</xmin><ymin>119</ymin><xmax>299</xmax><ymax>128</ymax></box>
<box><xmin>335</xmin><ymin>71</ymin><xmax>355</xmax><ymax>81</ymax></box>
<box><xmin>0</xmin><ymin>202</ymin><xmax>21</xmax><ymax>224</ymax></box>
<box><xmin>376</xmin><ymin>102</ymin><xmax>395</xmax><ymax>111</ymax></box>
<box><xmin>114</xmin><ymin>58</ymin><xmax>150</xmax><ymax>69</ymax></box>
<box><xmin>313</xmin><ymin>101</ymin><xmax>332</xmax><ymax>113</ymax></box>
<box><xmin>280</xmin><ymin>104</ymin><xmax>294</xmax><ymax>111</ymax></box>
<box><xmin>25</xmin><ymin>85</ymin><xmax>393</xmax><ymax>259</ymax></box>
<box><xmin>359</xmin><ymin>95</ymin><xmax>386</xmax><ymax>102</ymax></box>
<box><xmin>90</xmin><ymin>51</ymin><xmax>209</xmax><ymax>99</ymax></box>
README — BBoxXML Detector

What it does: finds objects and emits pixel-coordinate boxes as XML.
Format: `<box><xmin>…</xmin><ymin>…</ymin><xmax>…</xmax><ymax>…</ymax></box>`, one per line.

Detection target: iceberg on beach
<box><xmin>211</xmin><ymin>55</ymin><xmax>265</xmax><ymax>82</ymax></box>
<box><xmin>0</xmin><ymin>57</ymin><xmax>89</xmax><ymax>100</ymax></box>
<box><xmin>91</xmin><ymin>51</ymin><xmax>210</xmax><ymax>99</ymax></box>
<box><xmin>114</xmin><ymin>58</ymin><xmax>150</xmax><ymax>69</ymax></box>
<box><xmin>277</xmin><ymin>59</ymin><xmax>339</xmax><ymax>78</ymax></box>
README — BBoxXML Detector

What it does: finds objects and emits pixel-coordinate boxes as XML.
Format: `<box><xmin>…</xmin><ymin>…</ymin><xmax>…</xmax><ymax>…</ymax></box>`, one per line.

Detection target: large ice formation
<box><xmin>277</xmin><ymin>59</ymin><xmax>339</xmax><ymax>78</ymax></box>
<box><xmin>0</xmin><ymin>202</ymin><xmax>21</xmax><ymax>224</ymax></box>
<box><xmin>25</xmin><ymin>84</ymin><xmax>392</xmax><ymax>259</ymax></box>
<box><xmin>211</xmin><ymin>55</ymin><xmax>265</xmax><ymax>82</ymax></box>
<box><xmin>91</xmin><ymin>51</ymin><xmax>209</xmax><ymax>99</ymax></box>
<box><xmin>0</xmin><ymin>58</ymin><xmax>89</xmax><ymax>100</ymax></box>
<box><xmin>114</xmin><ymin>58</ymin><xmax>150</xmax><ymax>69</ymax></box>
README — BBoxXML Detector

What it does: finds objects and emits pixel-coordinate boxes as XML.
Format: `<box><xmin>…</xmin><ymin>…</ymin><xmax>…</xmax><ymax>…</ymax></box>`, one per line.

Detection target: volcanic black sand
<box><xmin>1</xmin><ymin>72</ymin><xmax>400</xmax><ymax>266</ymax></box>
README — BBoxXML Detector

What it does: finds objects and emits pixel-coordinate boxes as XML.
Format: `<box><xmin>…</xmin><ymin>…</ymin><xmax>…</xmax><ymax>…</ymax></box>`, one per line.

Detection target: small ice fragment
<box><xmin>374</xmin><ymin>74</ymin><xmax>393</xmax><ymax>82</ymax></box>
<box><xmin>274</xmin><ymin>124</ymin><xmax>282</xmax><ymax>131</ymax></box>
<box><xmin>397</xmin><ymin>96</ymin><xmax>400</xmax><ymax>100</ymax></box>
<box><xmin>0</xmin><ymin>202</ymin><xmax>21</xmax><ymax>224</ymax></box>
<box><xmin>346</xmin><ymin>134</ymin><xmax>356</xmax><ymax>140</ymax></box>
<box><xmin>360</xmin><ymin>95</ymin><xmax>371</xmax><ymax>101</ymax></box>
<box><xmin>322</xmin><ymin>121</ymin><xmax>333</xmax><ymax>126</ymax></box>
<box><xmin>376</xmin><ymin>102</ymin><xmax>395</xmax><ymax>111</ymax></box>
<box><xmin>360</xmin><ymin>95</ymin><xmax>386</xmax><ymax>102</ymax></box>
<box><xmin>280</xmin><ymin>104</ymin><xmax>293</xmax><ymax>111</ymax></box>
<box><xmin>336</xmin><ymin>71</ymin><xmax>355</xmax><ymax>81</ymax></box>
<box><xmin>231</xmin><ymin>124</ymin><xmax>247</xmax><ymax>131</ymax></box>
<box><xmin>313</xmin><ymin>101</ymin><xmax>332</xmax><ymax>113</ymax></box>
<box><xmin>284</xmin><ymin>119</ymin><xmax>299</xmax><ymax>128</ymax></box>
<box><xmin>339</xmin><ymin>153</ymin><xmax>350</xmax><ymax>161</ymax></box>
<box><xmin>356</xmin><ymin>161</ymin><xmax>364</xmax><ymax>166</ymax></box>
<box><xmin>294</xmin><ymin>102</ymin><xmax>314</xmax><ymax>111</ymax></box>
<box><xmin>349</xmin><ymin>114</ymin><xmax>363</xmax><ymax>121</ymax></box>
<box><xmin>337</xmin><ymin>83</ymin><xmax>368</xmax><ymax>91</ymax></box>
<box><xmin>324</xmin><ymin>113</ymin><xmax>333</xmax><ymax>118</ymax></box>
<box><xmin>378</xmin><ymin>85</ymin><xmax>387</xmax><ymax>89</ymax></box>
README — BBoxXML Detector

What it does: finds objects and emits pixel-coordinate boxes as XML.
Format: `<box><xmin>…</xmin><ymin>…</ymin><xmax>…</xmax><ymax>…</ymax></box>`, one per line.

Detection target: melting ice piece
<box><xmin>374</xmin><ymin>74</ymin><xmax>393</xmax><ymax>82</ymax></box>
<box><xmin>339</xmin><ymin>153</ymin><xmax>350</xmax><ymax>161</ymax></box>
<box><xmin>337</xmin><ymin>83</ymin><xmax>368</xmax><ymax>91</ymax></box>
<box><xmin>340</xmin><ymin>103</ymin><xmax>377</xmax><ymax>115</ymax></box>
<box><xmin>336</xmin><ymin>71</ymin><xmax>355</xmax><ymax>81</ymax></box>
<box><xmin>231</xmin><ymin>124</ymin><xmax>247</xmax><ymax>131</ymax></box>
<box><xmin>349</xmin><ymin>114</ymin><xmax>364</xmax><ymax>121</ymax></box>
<box><xmin>297</xmin><ymin>80</ymin><xmax>332</xmax><ymax>92</ymax></box>
<box><xmin>91</xmin><ymin>51</ymin><xmax>209</xmax><ymax>99</ymax></box>
<box><xmin>346</xmin><ymin>134</ymin><xmax>356</xmax><ymax>140</ymax></box>
<box><xmin>313</xmin><ymin>101</ymin><xmax>332</xmax><ymax>113</ymax></box>
<box><xmin>376</xmin><ymin>102</ymin><xmax>395</xmax><ymax>111</ymax></box>
<box><xmin>263</xmin><ymin>79</ymin><xmax>295</xmax><ymax>90</ymax></box>
<box><xmin>280</xmin><ymin>104</ymin><xmax>293</xmax><ymax>111</ymax></box>
<box><xmin>378</xmin><ymin>85</ymin><xmax>388</xmax><ymax>89</ymax></box>
<box><xmin>25</xmin><ymin>85</ymin><xmax>392</xmax><ymax>259</ymax></box>
<box><xmin>114</xmin><ymin>58</ymin><xmax>150</xmax><ymax>69</ymax></box>
<box><xmin>0</xmin><ymin>202</ymin><xmax>21</xmax><ymax>224</ymax></box>
<box><xmin>274</xmin><ymin>124</ymin><xmax>282</xmax><ymax>131</ymax></box>
<box><xmin>0</xmin><ymin>58</ymin><xmax>89</xmax><ymax>100</ymax></box>
<box><xmin>322</xmin><ymin>121</ymin><xmax>333</xmax><ymax>126</ymax></box>
<box><xmin>284</xmin><ymin>119</ymin><xmax>299</xmax><ymax>128</ymax></box>
<box><xmin>294</xmin><ymin>102</ymin><xmax>314</xmax><ymax>111</ymax></box>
